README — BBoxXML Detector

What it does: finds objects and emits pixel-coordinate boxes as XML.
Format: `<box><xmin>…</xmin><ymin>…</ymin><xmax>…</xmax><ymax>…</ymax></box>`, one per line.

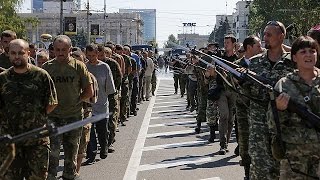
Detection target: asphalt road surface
<box><xmin>58</xmin><ymin>72</ymin><xmax>244</xmax><ymax>180</ymax></box>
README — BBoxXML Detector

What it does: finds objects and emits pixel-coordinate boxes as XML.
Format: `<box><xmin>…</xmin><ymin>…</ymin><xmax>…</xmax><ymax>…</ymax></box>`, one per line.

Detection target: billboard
<box><xmin>64</xmin><ymin>17</ymin><xmax>77</xmax><ymax>35</ymax></box>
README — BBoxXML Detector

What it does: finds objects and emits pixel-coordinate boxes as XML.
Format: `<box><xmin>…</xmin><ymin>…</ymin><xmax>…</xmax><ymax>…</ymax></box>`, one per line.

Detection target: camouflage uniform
<box><xmin>205</xmin><ymin>76</ymin><xmax>219</xmax><ymax>126</ymax></box>
<box><xmin>43</xmin><ymin>57</ymin><xmax>92</xmax><ymax>180</ymax></box>
<box><xmin>245</xmin><ymin>51</ymin><xmax>294</xmax><ymax>180</ymax></box>
<box><xmin>194</xmin><ymin>62</ymin><xmax>208</xmax><ymax>132</ymax></box>
<box><xmin>128</xmin><ymin>57</ymin><xmax>137</xmax><ymax>116</ymax></box>
<box><xmin>120</xmin><ymin>55</ymin><xmax>132</xmax><ymax>123</ymax></box>
<box><xmin>0</xmin><ymin>65</ymin><xmax>58</xmax><ymax>180</ymax></box>
<box><xmin>104</xmin><ymin>57</ymin><xmax>122</xmax><ymax>143</ymax></box>
<box><xmin>234</xmin><ymin>58</ymin><xmax>251</xmax><ymax>177</ymax></box>
<box><xmin>268</xmin><ymin>69</ymin><xmax>320</xmax><ymax>180</ymax></box>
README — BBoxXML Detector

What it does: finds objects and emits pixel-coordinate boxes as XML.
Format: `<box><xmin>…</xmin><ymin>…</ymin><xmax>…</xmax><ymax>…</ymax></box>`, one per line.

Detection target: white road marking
<box><xmin>154</xmin><ymin>101</ymin><xmax>186</xmax><ymax>105</ymax></box>
<box><xmin>123</xmin><ymin>80</ymin><xmax>160</xmax><ymax>180</ymax></box>
<box><xmin>150</xmin><ymin>114</ymin><xmax>196</xmax><ymax>120</ymax></box>
<box><xmin>146</xmin><ymin>129</ymin><xmax>195</xmax><ymax>138</ymax></box>
<box><xmin>142</xmin><ymin>140</ymin><xmax>207</xmax><ymax>151</ymax></box>
<box><xmin>138</xmin><ymin>156</ymin><xmax>213</xmax><ymax>172</ymax></box>
<box><xmin>199</xmin><ymin>177</ymin><xmax>222</xmax><ymax>180</ymax></box>
<box><xmin>151</xmin><ymin>109</ymin><xmax>189</xmax><ymax>114</ymax></box>
<box><xmin>148</xmin><ymin>120</ymin><xmax>195</xmax><ymax>128</ymax></box>
<box><xmin>152</xmin><ymin>104</ymin><xmax>186</xmax><ymax>109</ymax></box>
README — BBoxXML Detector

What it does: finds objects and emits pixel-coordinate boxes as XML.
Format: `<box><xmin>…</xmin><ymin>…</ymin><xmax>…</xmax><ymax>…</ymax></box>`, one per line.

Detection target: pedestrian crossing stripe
<box><xmin>142</xmin><ymin>140</ymin><xmax>208</xmax><ymax>151</ymax></box>
<box><xmin>146</xmin><ymin>129</ymin><xmax>195</xmax><ymax>138</ymax></box>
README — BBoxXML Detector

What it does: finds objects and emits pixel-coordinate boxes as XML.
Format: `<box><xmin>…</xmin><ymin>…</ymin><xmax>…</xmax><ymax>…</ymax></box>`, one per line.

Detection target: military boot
<box><xmin>195</xmin><ymin>120</ymin><xmax>201</xmax><ymax>134</ymax></box>
<box><xmin>208</xmin><ymin>125</ymin><xmax>216</xmax><ymax>143</ymax></box>
<box><xmin>244</xmin><ymin>165</ymin><xmax>250</xmax><ymax>180</ymax></box>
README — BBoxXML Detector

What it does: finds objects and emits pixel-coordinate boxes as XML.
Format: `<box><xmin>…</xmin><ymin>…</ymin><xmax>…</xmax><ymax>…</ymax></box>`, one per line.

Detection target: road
<box><xmin>61</xmin><ymin>72</ymin><xmax>244</xmax><ymax>180</ymax></box>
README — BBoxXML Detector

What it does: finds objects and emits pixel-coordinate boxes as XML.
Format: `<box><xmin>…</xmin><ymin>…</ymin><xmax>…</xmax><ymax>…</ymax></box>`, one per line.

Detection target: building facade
<box><xmin>32</xmin><ymin>0</ymin><xmax>44</xmax><ymax>13</ymax></box>
<box><xmin>43</xmin><ymin>0</ymin><xmax>78</xmax><ymax>13</ymax></box>
<box><xmin>119</xmin><ymin>9</ymin><xmax>156</xmax><ymax>44</ymax></box>
<box><xmin>233</xmin><ymin>0</ymin><xmax>252</xmax><ymax>43</ymax></box>
<box><xmin>19</xmin><ymin>12</ymin><xmax>144</xmax><ymax>45</ymax></box>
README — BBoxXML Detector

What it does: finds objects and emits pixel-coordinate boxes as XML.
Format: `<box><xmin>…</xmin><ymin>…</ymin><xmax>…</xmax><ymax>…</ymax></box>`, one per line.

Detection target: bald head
<box><xmin>9</xmin><ymin>39</ymin><xmax>29</xmax><ymax>50</ymax></box>
<box><xmin>8</xmin><ymin>39</ymin><xmax>30</xmax><ymax>70</ymax></box>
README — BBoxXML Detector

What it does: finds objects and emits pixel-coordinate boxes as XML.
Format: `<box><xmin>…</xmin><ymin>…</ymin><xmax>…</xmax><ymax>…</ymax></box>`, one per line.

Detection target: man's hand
<box><xmin>276</xmin><ymin>93</ymin><xmax>290</xmax><ymax>111</ymax></box>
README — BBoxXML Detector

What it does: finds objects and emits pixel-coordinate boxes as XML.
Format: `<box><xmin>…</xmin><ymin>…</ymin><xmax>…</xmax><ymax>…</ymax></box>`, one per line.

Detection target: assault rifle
<box><xmin>0</xmin><ymin>113</ymin><xmax>109</xmax><ymax>179</ymax></box>
<box><xmin>188</xmin><ymin>46</ymin><xmax>320</xmax><ymax>131</ymax></box>
<box><xmin>171</xmin><ymin>57</ymin><xmax>207</xmax><ymax>71</ymax></box>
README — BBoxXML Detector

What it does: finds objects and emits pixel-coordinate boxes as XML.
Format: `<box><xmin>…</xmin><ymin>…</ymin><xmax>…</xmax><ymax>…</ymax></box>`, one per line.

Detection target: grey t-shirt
<box><xmin>86</xmin><ymin>60</ymin><xmax>115</xmax><ymax>115</ymax></box>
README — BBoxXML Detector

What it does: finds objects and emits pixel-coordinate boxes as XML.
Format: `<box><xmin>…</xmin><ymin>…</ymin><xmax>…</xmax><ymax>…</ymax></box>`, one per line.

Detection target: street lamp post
<box><xmin>60</xmin><ymin>0</ymin><xmax>64</xmax><ymax>34</ymax></box>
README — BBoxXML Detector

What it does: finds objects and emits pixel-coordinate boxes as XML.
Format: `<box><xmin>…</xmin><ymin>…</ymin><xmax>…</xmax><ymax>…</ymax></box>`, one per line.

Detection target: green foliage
<box><xmin>164</xmin><ymin>34</ymin><xmax>179</xmax><ymax>48</ymax></box>
<box><xmin>0</xmin><ymin>0</ymin><xmax>38</xmax><ymax>39</ymax></box>
<box><xmin>208</xmin><ymin>18</ymin><xmax>231</xmax><ymax>47</ymax></box>
<box><xmin>249</xmin><ymin>0</ymin><xmax>320</xmax><ymax>38</ymax></box>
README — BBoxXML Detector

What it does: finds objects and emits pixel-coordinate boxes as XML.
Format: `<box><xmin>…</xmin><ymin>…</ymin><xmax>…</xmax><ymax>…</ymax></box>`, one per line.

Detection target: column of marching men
<box><xmin>0</xmin><ymin>30</ymin><xmax>156</xmax><ymax>180</ymax></box>
<box><xmin>0</xmin><ymin>21</ymin><xmax>320</xmax><ymax>180</ymax></box>
<box><xmin>169</xmin><ymin>22</ymin><xmax>320</xmax><ymax>180</ymax></box>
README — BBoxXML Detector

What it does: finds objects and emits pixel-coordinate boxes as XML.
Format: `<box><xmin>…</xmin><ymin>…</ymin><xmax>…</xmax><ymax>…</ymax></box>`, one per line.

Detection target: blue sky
<box><xmin>20</xmin><ymin>0</ymin><xmax>240</xmax><ymax>45</ymax></box>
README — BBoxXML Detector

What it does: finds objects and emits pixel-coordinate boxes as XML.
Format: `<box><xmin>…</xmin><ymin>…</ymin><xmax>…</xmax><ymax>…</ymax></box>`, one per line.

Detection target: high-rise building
<box><xmin>43</xmin><ymin>0</ymin><xmax>77</xmax><ymax>13</ymax></box>
<box><xmin>119</xmin><ymin>9</ymin><xmax>156</xmax><ymax>44</ymax></box>
<box><xmin>31</xmin><ymin>0</ymin><xmax>80</xmax><ymax>13</ymax></box>
<box><xmin>32</xmin><ymin>0</ymin><xmax>44</xmax><ymax>13</ymax></box>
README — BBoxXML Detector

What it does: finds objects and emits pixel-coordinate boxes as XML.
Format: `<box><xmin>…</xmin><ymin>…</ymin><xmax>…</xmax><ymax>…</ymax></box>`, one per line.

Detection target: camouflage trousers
<box><xmin>108</xmin><ymin>92</ymin><xmax>119</xmax><ymax>145</ymax></box>
<box><xmin>187</xmin><ymin>79</ymin><xmax>197</xmax><ymax>107</ymax></box>
<box><xmin>48</xmin><ymin>117</ymin><xmax>83</xmax><ymax>180</ymax></box>
<box><xmin>249</xmin><ymin>122</ymin><xmax>280</xmax><ymax>180</ymax></box>
<box><xmin>206</xmin><ymin>100</ymin><xmax>219</xmax><ymax>126</ymax></box>
<box><xmin>196</xmin><ymin>88</ymin><xmax>208</xmax><ymax>123</ymax></box>
<box><xmin>2</xmin><ymin>143</ymin><xmax>50</xmax><ymax>180</ymax></box>
<box><xmin>279</xmin><ymin>143</ymin><xmax>320</xmax><ymax>180</ymax></box>
<box><xmin>120</xmin><ymin>82</ymin><xmax>129</xmax><ymax>121</ymax></box>
<box><xmin>235</xmin><ymin>98</ymin><xmax>251</xmax><ymax>172</ymax></box>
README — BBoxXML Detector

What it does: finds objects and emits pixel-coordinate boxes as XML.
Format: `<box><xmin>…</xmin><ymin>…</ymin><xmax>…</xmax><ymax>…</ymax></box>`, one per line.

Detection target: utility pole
<box><xmin>86</xmin><ymin>0</ymin><xmax>90</xmax><ymax>45</ymax></box>
<box><xmin>60</xmin><ymin>0</ymin><xmax>64</xmax><ymax>34</ymax></box>
<box><xmin>104</xmin><ymin>0</ymin><xmax>107</xmax><ymax>43</ymax></box>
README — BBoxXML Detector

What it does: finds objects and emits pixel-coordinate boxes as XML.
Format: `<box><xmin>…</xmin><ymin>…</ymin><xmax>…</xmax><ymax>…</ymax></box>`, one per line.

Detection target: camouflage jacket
<box><xmin>268</xmin><ymin>69</ymin><xmax>320</xmax><ymax>144</ymax></box>
<box><xmin>0</xmin><ymin>65</ymin><xmax>58</xmax><ymax>145</ymax></box>
<box><xmin>104</xmin><ymin>57</ymin><xmax>122</xmax><ymax>90</ymax></box>
<box><xmin>244</xmin><ymin>51</ymin><xmax>295</xmax><ymax>107</ymax></box>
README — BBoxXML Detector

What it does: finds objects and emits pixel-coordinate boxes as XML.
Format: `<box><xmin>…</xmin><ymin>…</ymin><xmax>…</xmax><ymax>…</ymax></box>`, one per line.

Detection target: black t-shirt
<box><xmin>216</xmin><ymin>53</ymin><xmax>238</xmax><ymax>87</ymax></box>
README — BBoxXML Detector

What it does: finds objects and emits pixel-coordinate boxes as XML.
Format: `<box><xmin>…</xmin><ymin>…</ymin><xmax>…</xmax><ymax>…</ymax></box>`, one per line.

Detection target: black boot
<box><xmin>208</xmin><ymin>125</ymin><xmax>216</xmax><ymax>143</ymax></box>
<box><xmin>234</xmin><ymin>145</ymin><xmax>239</xmax><ymax>156</ymax></box>
<box><xmin>195</xmin><ymin>120</ymin><xmax>201</xmax><ymax>134</ymax></box>
<box><xmin>244</xmin><ymin>165</ymin><xmax>250</xmax><ymax>180</ymax></box>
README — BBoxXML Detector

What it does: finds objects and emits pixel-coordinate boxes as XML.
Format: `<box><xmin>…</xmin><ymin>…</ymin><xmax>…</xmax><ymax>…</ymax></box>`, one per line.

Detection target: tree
<box><xmin>208</xmin><ymin>17</ymin><xmax>231</xmax><ymax>47</ymax></box>
<box><xmin>164</xmin><ymin>34</ymin><xmax>179</xmax><ymax>48</ymax></box>
<box><xmin>249</xmin><ymin>0</ymin><xmax>320</xmax><ymax>39</ymax></box>
<box><xmin>0</xmin><ymin>0</ymin><xmax>38</xmax><ymax>38</ymax></box>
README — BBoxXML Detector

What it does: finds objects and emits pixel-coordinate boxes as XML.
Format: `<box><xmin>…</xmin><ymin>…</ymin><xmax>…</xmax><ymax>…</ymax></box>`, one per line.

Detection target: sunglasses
<box><xmin>267</xmin><ymin>21</ymin><xmax>285</xmax><ymax>34</ymax></box>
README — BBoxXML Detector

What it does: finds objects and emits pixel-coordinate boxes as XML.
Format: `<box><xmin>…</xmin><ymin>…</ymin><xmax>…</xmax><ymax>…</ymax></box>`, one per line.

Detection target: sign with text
<box><xmin>183</xmin><ymin>23</ymin><xmax>196</xmax><ymax>27</ymax></box>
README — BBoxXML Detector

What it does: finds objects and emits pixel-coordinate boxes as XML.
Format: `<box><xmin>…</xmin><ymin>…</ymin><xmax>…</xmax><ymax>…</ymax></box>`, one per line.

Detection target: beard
<box><xmin>12</xmin><ymin>59</ymin><xmax>28</xmax><ymax>69</ymax></box>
